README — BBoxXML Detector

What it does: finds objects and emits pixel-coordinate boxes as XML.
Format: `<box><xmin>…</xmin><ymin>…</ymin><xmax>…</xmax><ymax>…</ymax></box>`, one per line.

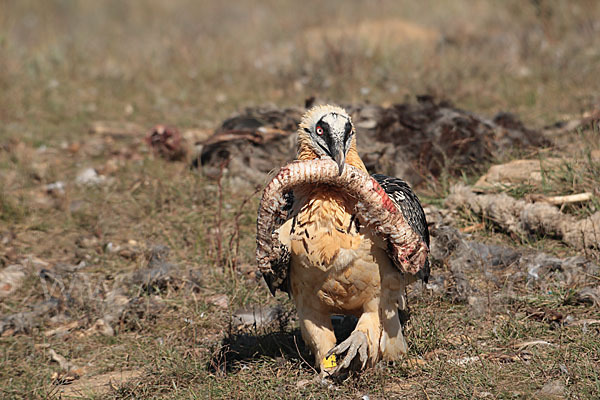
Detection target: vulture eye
<box><xmin>315</xmin><ymin>126</ymin><xmax>324</xmax><ymax>136</ymax></box>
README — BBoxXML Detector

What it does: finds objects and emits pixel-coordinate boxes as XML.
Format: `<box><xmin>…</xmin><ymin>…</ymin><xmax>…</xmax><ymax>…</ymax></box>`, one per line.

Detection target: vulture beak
<box><xmin>333</xmin><ymin>149</ymin><xmax>345</xmax><ymax>175</ymax></box>
<box><xmin>328</xmin><ymin>135</ymin><xmax>346</xmax><ymax>176</ymax></box>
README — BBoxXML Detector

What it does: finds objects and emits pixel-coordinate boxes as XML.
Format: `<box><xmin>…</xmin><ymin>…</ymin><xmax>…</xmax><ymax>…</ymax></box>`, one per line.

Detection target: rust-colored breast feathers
<box><xmin>289</xmin><ymin>189</ymin><xmax>360</xmax><ymax>268</ymax></box>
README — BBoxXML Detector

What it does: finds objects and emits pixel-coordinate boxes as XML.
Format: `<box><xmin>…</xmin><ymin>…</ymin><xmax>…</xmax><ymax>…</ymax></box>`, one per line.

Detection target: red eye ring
<box><xmin>316</xmin><ymin>126</ymin><xmax>324</xmax><ymax>135</ymax></box>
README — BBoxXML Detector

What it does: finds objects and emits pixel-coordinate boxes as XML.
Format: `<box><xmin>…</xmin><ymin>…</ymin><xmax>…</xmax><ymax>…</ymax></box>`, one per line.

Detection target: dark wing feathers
<box><xmin>263</xmin><ymin>191</ymin><xmax>294</xmax><ymax>295</ymax></box>
<box><xmin>371</xmin><ymin>174</ymin><xmax>430</xmax><ymax>282</ymax></box>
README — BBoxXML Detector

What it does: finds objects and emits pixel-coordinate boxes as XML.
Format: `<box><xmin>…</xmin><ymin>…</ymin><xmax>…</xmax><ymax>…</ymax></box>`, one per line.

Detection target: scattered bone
<box><xmin>27</xmin><ymin>255</ymin><xmax>51</xmax><ymax>270</ymax></box>
<box><xmin>530</xmin><ymin>192</ymin><xmax>594</xmax><ymax>206</ymax></box>
<box><xmin>105</xmin><ymin>242</ymin><xmax>120</xmax><ymax>253</ymax></box>
<box><xmin>446</xmin><ymin>184</ymin><xmax>600</xmax><ymax>250</ymax></box>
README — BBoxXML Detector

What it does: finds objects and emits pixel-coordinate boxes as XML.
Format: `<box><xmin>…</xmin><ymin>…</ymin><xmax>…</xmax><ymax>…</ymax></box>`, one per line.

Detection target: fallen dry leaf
<box><xmin>459</xmin><ymin>223</ymin><xmax>485</xmax><ymax>233</ymax></box>
<box><xmin>474</xmin><ymin>158</ymin><xmax>564</xmax><ymax>190</ymax></box>
<box><xmin>51</xmin><ymin>371</ymin><xmax>78</xmax><ymax>385</ymax></box>
<box><xmin>49</xmin><ymin>349</ymin><xmax>85</xmax><ymax>384</ymax></box>
<box><xmin>207</xmin><ymin>293</ymin><xmax>229</xmax><ymax>309</ymax></box>
<box><xmin>49</xmin><ymin>349</ymin><xmax>75</xmax><ymax>371</ymax></box>
<box><xmin>401</xmin><ymin>358</ymin><xmax>426</xmax><ymax>368</ymax></box>
<box><xmin>87</xmin><ymin>318</ymin><xmax>115</xmax><ymax>337</ymax></box>
<box><xmin>0</xmin><ymin>264</ymin><xmax>26</xmax><ymax>298</ymax></box>
<box><xmin>44</xmin><ymin>320</ymin><xmax>80</xmax><ymax>337</ymax></box>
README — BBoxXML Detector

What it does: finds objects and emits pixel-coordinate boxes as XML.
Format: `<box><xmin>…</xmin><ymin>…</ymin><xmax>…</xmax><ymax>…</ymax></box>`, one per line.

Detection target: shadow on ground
<box><xmin>209</xmin><ymin>315</ymin><xmax>360</xmax><ymax>373</ymax></box>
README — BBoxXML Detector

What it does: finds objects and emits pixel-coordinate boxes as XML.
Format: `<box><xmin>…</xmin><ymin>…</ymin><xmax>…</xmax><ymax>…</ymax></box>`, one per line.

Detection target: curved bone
<box><xmin>256</xmin><ymin>158</ymin><xmax>428</xmax><ymax>277</ymax></box>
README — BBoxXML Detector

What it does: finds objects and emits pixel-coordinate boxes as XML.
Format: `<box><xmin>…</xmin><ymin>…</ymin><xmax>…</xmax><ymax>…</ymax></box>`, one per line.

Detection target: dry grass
<box><xmin>1</xmin><ymin>1</ymin><xmax>600</xmax><ymax>399</ymax></box>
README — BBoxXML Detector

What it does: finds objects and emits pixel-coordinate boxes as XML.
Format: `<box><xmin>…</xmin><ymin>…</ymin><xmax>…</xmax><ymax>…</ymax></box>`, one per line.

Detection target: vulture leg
<box><xmin>325</xmin><ymin>298</ymin><xmax>381</xmax><ymax>375</ymax></box>
<box><xmin>296</xmin><ymin>305</ymin><xmax>337</xmax><ymax>373</ymax></box>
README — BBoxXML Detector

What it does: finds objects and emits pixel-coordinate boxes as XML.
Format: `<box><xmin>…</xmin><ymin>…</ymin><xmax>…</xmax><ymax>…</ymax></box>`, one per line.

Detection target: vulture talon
<box><xmin>326</xmin><ymin>331</ymin><xmax>369</xmax><ymax>375</ymax></box>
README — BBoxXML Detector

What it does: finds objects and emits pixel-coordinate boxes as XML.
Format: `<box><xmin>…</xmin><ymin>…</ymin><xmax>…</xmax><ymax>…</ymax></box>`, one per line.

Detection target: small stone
<box><xmin>75</xmin><ymin>168</ymin><xmax>107</xmax><ymax>186</ymax></box>
<box><xmin>89</xmin><ymin>318</ymin><xmax>115</xmax><ymax>336</ymax></box>
<box><xmin>215</xmin><ymin>93</ymin><xmax>227</xmax><ymax>104</ymax></box>
<box><xmin>44</xmin><ymin>181</ymin><xmax>65</xmax><ymax>196</ymax></box>
<box><xmin>105</xmin><ymin>242</ymin><xmax>119</xmax><ymax>253</ymax></box>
